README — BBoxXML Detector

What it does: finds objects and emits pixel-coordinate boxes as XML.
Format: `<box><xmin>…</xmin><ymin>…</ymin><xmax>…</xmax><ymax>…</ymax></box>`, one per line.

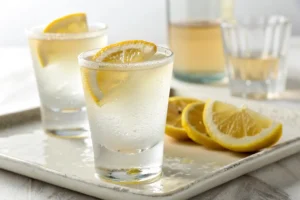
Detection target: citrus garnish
<box><xmin>36</xmin><ymin>44</ymin><xmax>49</xmax><ymax>67</ymax></box>
<box><xmin>165</xmin><ymin>97</ymin><xmax>199</xmax><ymax>140</ymax></box>
<box><xmin>203</xmin><ymin>100</ymin><xmax>282</xmax><ymax>152</ymax></box>
<box><xmin>182</xmin><ymin>102</ymin><xmax>223</xmax><ymax>149</ymax></box>
<box><xmin>82</xmin><ymin>40</ymin><xmax>157</xmax><ymax>106</ymax></box>
<box><xmin>43</xmin><ymin>13</ymin><xmax>88</xmax><ymax>33</ymax></box>
<box><xmin>38</xmin><ymin>13</ymin><xmax>88</xmax><ymax>67</ymax></box>
<box><xmin>81</xmin><ymin>68</ymin><xmax>128</xmax><ymax>106</ymax></box>
<box><xmin>92</xmin><ymin>40</ymin><xmax>157</xmax><ymax>63</ymax></box>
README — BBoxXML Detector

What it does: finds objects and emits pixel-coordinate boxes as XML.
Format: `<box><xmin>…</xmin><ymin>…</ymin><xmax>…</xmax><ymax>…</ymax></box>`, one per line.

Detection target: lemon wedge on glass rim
<box><xmin>43</xmin><ymin>12</ymin><xmax>88</xmax><ymax>33</ymax></box>
<box><xmin>203</xmin><ymin>100</ymin><xmax>282</xmax><ymax>152</ymax></box>
<box><xmin>81</xmin><ymin>40</ymin><xmax>157</xmax><ymax>106</ymax></box>
<box><xmin>92</xmin><ymin>40</ymin><xmax>157</xmax><ymax>63</ymax></box>
<box><xmin>37</xmin><ymin>13</ymin><xmax>88</xmax><ymax>67</ymax></box>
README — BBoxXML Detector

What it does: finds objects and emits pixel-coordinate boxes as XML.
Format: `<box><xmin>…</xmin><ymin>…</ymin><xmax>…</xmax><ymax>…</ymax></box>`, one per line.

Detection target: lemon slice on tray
<box><xmin>203</xmin><ymin>100</ymin><xmax>282</xmax><ymax>152</ymax></box>
<box><xmin>165</xmin><ymin>97</ymin><xmax>199</xmax><ymax>140</ymax></box>
<box><xmin>182</xmin><ymin>102</ymin><xmax>223</xmax><ymax>149</ymax></box>
<box><xmin>81</xmin><ymin>40</ymin><xmax>157</xmax><ymax>106</ymax></box>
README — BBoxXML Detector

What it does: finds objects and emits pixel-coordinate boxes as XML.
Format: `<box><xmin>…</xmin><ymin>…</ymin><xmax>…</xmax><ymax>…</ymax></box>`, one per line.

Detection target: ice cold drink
<box><xmin>79</xmin><ymin>46</ymin><xmax>173</xmax><ymax>183</ymax></box>
<box><xmin>28</xmin><ymin>24</ymin><xmax>107</xmax><ymax>136</ymax></box>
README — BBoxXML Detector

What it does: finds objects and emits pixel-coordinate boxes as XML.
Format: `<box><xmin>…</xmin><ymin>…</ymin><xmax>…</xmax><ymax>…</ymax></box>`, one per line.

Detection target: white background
<box><xmin>0</xmin><ymin>0</ymin><xmax>300</xmax><ymax>46</ymax></box>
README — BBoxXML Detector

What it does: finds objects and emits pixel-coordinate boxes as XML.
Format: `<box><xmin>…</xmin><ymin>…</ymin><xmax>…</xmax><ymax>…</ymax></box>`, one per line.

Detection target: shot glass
<box><xmin>221</xmin><ymin>16</ymin><xmax>291</xmax><ymax>99</ymax></box>
<box><xmin>27</xmin><ymin>23</ymin><xmax>107</xmax><ymax>137</ymax></box>
<box><xmin>78</xmin><ymin>46</ymin><xmax>174</xmax><ymax>183</ymax></box>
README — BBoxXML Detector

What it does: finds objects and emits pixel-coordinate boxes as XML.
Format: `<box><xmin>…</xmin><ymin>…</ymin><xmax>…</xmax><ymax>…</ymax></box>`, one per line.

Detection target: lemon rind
<box><xmin>165</xmin><ymin>97</ymin><xmax>199</xmax><ymax>140</ymax></box>
<box><xmin>165</xmin><ymin>125</ymin><xmax>189</xmax><ymax>140</ymax></box>
<box><xmin>43</xmin><ymin>12</ymin><xmax>87</xmax><ymax>33</ymax></box>
<box><xmin>92</xmin><ymin>40</ymin><xmax>157</xmax><ymax>62</ymax></box>
<box><xmin>203</xmin><ymin>100</ymin><xmax>282</xmax><ymax>152</ymax></box>
<box><xmin>182</xmin><ymin>102</ymin><xmax>223</xmax><ymax>149</ymax></box>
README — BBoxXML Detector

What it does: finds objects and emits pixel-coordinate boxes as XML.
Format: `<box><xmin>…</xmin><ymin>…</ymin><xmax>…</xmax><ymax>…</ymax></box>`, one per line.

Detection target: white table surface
<box><xmin>1</xmin><ymin>40</ymin><xmax>300</xmax><ymax>200</ymax></box>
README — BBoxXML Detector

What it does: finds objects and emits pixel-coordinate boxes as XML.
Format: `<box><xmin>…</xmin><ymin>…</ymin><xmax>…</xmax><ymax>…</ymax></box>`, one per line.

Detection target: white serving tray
<box><xmin>0</xmin><ymin>94</ymin><xmax>300</xmax><ymax>200</ymax></box>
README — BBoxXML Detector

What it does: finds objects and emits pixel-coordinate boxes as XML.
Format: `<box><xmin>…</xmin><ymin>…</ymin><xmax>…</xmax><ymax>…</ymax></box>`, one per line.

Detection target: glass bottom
<box><xmin>92</xmin><ymin>140</ymin><xmax>164</xmax><ymax>183</ymax></box>
<box><xmin>96</xmin><ymin>167</ymin><xmax>162</xmax><ymax>184</ymax></box>
<box><xmin>229</xmin><ymin>78</ymin><xmax>286</xmax><ymax>100</ymax></box>
<box><xmin>41</xmin><ymin>105</ymin><xmax>89</xmax><ymax>138</ymax></box>
<box><xmin>174</xmin><ymin>70</ymin><xmax>224</xmax><ymax>83</ymax></box>
<box><xmin>46</xmin><ymin>128</ymin><xmax>88</xmax><ymax>138</ymax></box>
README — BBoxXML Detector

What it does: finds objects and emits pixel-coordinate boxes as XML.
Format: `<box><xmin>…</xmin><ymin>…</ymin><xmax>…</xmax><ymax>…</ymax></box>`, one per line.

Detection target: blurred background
<box><xmin>1</xmin><ymin>0</ymin><xmax>300</xmax><ymax>46</ymax></box>
<box><xmin>1</xmin><ymin>0</ymin><xmax>300</xmax><ymax>112</ymax></box>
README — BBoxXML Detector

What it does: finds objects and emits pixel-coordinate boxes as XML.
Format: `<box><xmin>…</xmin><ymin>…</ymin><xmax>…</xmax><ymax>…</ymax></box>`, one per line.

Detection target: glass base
<box><xmin>92</xmin><ymin>141</ymin><xmax>164</xmax><ymax>184</ymax></box>
<box><xmin>174</xmin><ymin>71</ymin><xmax>224</xmax><ymax>83</ymax></box>
<box><xmin>46</xmin><ymin>128</ymin><xmax>88</xmax><ymax>138</ymax></box>
<box><xmin>40</xmin><ymin>105</ymin><xmax>89</xmax><ymax>137</ymax></box>
<box><xmin>96</xmin><ymin>167</ymin><xmax>162</xmax><ymax>184</ymax></box>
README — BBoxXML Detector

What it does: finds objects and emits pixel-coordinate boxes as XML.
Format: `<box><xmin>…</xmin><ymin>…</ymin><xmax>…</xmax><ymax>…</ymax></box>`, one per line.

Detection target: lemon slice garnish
<box><xmin>81</xmin><ymin>68</ymin><xmax>128</xmax><ymax>106</ymax></box>
<box><xmin>82</xmin><ymin>40</ymin><xmax>157</xmax><ymax>106</ymax></box>
<box><xmin>38</xmin><ymin>13</ymin><xmax>88</xmax><ymax>67</ymax></box>
<box><xmin>92</xmin><ymin>40</ymin><xmax>157</xmax><ymax>63</ymax></box>
<box><xmin>43</xmin><ymin>12</ymin><xmax>88</xmax><ymax>33</ymax></box>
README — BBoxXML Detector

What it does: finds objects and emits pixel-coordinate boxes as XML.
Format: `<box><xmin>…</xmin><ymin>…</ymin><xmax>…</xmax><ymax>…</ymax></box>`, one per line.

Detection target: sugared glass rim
<box><xmin>221</xmin><ymin>15</ymin><xmax>291</xmax><ymax>28</ymax></box>
<box><xmin>26</xmin><ymin>22</ymin><xmax>107</xmax><ymax>40</ymax></box>
<box><xmin>78</xmin><ymin>46</ymin><xmax>174</xmax><ymax>70</ymax></box>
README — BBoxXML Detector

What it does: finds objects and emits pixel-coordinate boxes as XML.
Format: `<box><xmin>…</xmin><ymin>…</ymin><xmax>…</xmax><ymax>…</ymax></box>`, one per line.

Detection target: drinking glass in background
<box><xmin>27</xmin><ymin>23</ymin><xmax>107</xmax><ymax>137</ymax></box>
<box><xmin>167</xmin><ymin>0</ymin><xmax>234</xmax><ymax>83</ymax></box>
<box><xmin>78</xmin><ymin>46</ymin><xmax>173</xmax><ymax>183</ymax></box>
<box><xmin>221</xmin><ymin>16</ymin><xmax>291</xmax><ymax>99</ymax></box>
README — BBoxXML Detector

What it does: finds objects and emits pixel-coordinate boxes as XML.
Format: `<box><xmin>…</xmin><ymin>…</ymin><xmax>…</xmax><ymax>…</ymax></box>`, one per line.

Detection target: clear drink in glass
<box><xmin>27</xmin><ymin>23</ymin><xmax>107</xmax><ymax>137</ymax></box>
<box><xmin>78</xmin><ymin>46</ymin><xmax>173</xmax><ymax>183</ymax></box>
<box><xmin>221</xmin><ymin>16</ymin><xmax>291</xmax><ymax>99</ymax></box>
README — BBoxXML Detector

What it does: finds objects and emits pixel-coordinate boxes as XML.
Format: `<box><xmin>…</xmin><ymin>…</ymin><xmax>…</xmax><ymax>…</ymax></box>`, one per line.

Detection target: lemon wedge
<box><xmin>182</xmin><ymin>102</ymin><xmax>223</xmax><ymax>149</ymax></box>
<box><xmin>82</xmin><ymin>40</ymin><xmax>157</xmax><ymax>105</ymax></box>
<box><xmin>38</xmin><ymin>13</ymin><xmax>88</xmax><ymax>67</ymax></box>
<box><xmin>203</xmin><ymin>100</ymin><xmax>282</xmax><ymax>152</ymax></box>
<box><xmin>43</xmin><ymin>13</ymin><xmax>88</xmax><ymax>33</ymax></box>
<box><xmin>81</xmin><ymin>68</ymin><xmax>128</xmax><ymax>106</ymax></box>
<box><xmin>165</xmin><ymin>97</ymin><xmax>199</xmax><ymax>140</ymax></box>
<box><xmin>92</xmin><ymin>40</ymin><xmax>157</xmax><ymax>63</ymax></box>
